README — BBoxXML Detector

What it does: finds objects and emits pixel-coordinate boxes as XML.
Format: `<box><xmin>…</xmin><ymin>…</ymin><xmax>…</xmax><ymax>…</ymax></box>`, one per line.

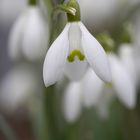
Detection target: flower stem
<box><xmin>54</xmin><ymin>4</ymin><xmax>76</xmax><ymax>15</ymax></box>
<box><xmin>29</xmin><ymin>95</ymin><xmax>50</xmax><ymax>140</ymax></box>
<box><xmin>67</xmin><ymin>0</ymin><xmax>81</xmax><ymax>22</ymax></box>
<box><xmin>43</xmin><ymin>86</ymin><xmax>61</xmax><ymax>139</ymax></box>
<box><xmin>44</xmin><ymin>0</ymin><xmax>53</xmax><ymax>18</ymax></box>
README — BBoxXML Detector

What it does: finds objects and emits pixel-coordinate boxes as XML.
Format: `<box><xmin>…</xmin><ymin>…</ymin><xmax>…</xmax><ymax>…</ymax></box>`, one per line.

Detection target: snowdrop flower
<box><xmin>43</xmin><ymin>0</ymin><xmax>111</xmax><ymax>87</ymax></box>
<box><xmin>63</xmin><ymin>52</ymin><xmax>136</xmax><ymax>122</ymax></box>
<box><xmin>8</xmin><ymin>2</ymin><xmax>48</xmax><ymax>62</ymax></box>
<box><xmin>82</xmin><ymin>53</ymin><xmax>136</xmax><ymax>109</ymax></box>
<box><xmin>0</xmin><ymin>64</ymin><xmax>43</xmax><ymax>113</ymax></box>
<box><xmin>108</xmin><ymin>54</ymin><xmax>136</xmax><ymax>108</ymax></box>
<box><xmin>62</xmin><ymin>72</ymin><xmax>111</xmax><ymax>122</ymax></box>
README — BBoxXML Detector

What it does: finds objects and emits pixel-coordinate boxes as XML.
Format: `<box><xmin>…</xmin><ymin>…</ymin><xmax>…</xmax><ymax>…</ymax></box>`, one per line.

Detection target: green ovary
<box><xmin>67</xmin><ymin>49</ymin><xmax>85</xmax><ymax>62</ymax></box>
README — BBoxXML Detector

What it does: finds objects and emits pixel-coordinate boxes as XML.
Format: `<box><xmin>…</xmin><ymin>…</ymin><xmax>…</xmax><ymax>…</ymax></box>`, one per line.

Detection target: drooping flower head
<box><xmin>8</xmin><ymin>0</ymin><xmax>49</xmax><ymax>62</ymax></box>
<box><xmin>62</xmin><ymin>52</ymin><xmax>137</xmax><ymax>122</ymax></box>
<box><xmin>43</xmin><ymin>0</ymin><xmax>111</xmax><ymax>87</ymax></box>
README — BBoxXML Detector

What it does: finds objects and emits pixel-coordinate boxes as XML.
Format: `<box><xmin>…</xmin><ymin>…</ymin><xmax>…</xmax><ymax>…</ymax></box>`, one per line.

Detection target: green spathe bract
<box><xmin>67</xmin><ymin>0</ymin><xmax>81</xmax><ymax>22</ymax></box>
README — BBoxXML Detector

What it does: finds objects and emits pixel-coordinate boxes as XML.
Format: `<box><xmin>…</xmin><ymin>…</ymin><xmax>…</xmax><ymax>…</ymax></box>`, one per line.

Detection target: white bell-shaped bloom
<box><xmin>8</xmin><ymin>6</ymin><xmax>48</xmax><ymax>62</ymax></box>
<box><xmin>62</xmin><ymin>82</ymin><xmax>82</xmax><ymax>122</ymax></box>
<box><xmin>43</xmin><ymin>21</ymin><xmax>111</xmax><ymax>87</ymax></box>
<box><xmin>63</xmin><ymin>53</ymin><xmax>136</xmax><ymax>122</ymax></box>
<box><xmin>83</xmin><ymin>54</ymin><xmax>136</xmax><ymax>109</ymax></box>
<box><xmin>0</xmin><ymin>64</ymin><xmax>43</xmax><ymax>113</ymax></box>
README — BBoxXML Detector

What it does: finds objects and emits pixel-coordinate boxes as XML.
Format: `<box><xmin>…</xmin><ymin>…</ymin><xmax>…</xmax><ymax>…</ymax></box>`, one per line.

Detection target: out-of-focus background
<box><xmin>0</xmin><ymin>0</ymin><xmax>140</xmax><ymax>140</ymax></box>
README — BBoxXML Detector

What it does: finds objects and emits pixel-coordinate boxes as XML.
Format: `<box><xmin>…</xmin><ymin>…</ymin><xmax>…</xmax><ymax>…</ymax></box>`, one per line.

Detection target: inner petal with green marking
<box><xmin>67</xmin><ymin>49</ymin><xmax>85</xmax><ymax>62</ymax></box>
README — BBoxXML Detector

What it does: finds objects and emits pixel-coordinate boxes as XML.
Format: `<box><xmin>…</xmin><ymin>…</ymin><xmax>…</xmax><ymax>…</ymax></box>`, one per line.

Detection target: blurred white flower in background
<box><xmin>8</xmin><ymin>5</ymin><xmax>49</xmax><ymax>62</ymax></box>
<box><xmin>62</xmin><ymin>48</ymin><xmax>137</xmax><ymax>122</ymax></box>
<box><xmin>43</xmin><ymin>21</ymin><xmax>111</xmax><ymax>87</ymax></box>
<box><xmin>0</xmin><ymin>0</ymin><xmax>27</xmax><ymax>27</ymax></box>
<box><xmin>0</xmin><ymin>64</ymin><xmax>43</xmax><ymax>113</ymax></box>
<box><xmin>108</xmin><ymin>53</ymin><xmax>136</xmax><ymax>108</ymax></box>
<box><xmin>119</xmin><ymin>44</ymin><xmax>138</xmax><ymax>86</ymax></box>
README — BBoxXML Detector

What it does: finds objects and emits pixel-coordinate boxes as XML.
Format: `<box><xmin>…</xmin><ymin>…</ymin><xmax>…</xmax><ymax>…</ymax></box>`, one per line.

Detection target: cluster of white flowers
<box><xmin>0</xmin><ymin>0</ymin><xmax>139</xmax><ymax>121</ymax></box>
<box><xmin>0</xmin><ymin>0</ymin><xmax>47</xmax><ymax>113</ymax></box>
<box><xmin>62</xmin><ymin>44</ymin><xmax>137</xmax><ymax>122</ymax></box>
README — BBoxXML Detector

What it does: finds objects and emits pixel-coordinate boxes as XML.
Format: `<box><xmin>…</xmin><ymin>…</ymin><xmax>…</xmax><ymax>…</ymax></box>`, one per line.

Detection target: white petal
<box><xmin>64</xmin><ymin>59</ymin><xmax>88</xmax><ymax>81</ymax></box>
<box><xmin>64</xmin><ymin>22</ymin><xmax>87</xmax><ymax>81</ymax></box>
<box><xmin>119</xmin><ymin>44</ymin><xmax>137</xmax><ymax>86</ymax></box>
<box><xmin>68</xmin><ymin>22</ymin><xmax>82</xmax><ymax>51</ymax></box>
<box><xmin>79</xmin><ymin>22</ymin><xmax>111</xmax><ymax>82</ymax></box>
<box><xmin>8</xmin><ymin>12</ymin><xmax>26</xmax><ymax>61</ymax></box>
<box><xmin>82</xmin><ymin>68</ymin><xmax>103</xmax><ymax>107</ymax></box>
<box><xmin>22</xmin><ymin>7</ymin><xmax>49</xmax><ymax>61</ymax></box>
<box><xmin>62</xmin><ymin>82</ymin><xmax>82</xmax><ymax>123</ymax></box>
<box><xmin>43</xmin><ymin>23</ymin><xmax>70</xmax><ymax>87</ymax></box>
<box><xmin>109</xmin><ymin>54</ymin><xmax>136</xmax><ymax>108</ymax></box>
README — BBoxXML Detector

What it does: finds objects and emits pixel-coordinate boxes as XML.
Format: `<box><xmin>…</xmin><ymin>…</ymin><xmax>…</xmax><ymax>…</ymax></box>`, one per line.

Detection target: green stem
<box><xmin>67</xmin><ymin>0</ymin><xmax>81</xmax><ymax>22</ymax></box>
<box><xmin>54</xmin><ymin>4</ymin><xmax>76</xmax><ymax>16</ymax></box>
<box><xmin>43</xmin><ymin>0</ymin><xmax>55</xmax><ymax>46</ymax></box>
<box><xmin>44</xmin><ymin>0</ymin><xmax>53</xmax><ymax>18</ymax></box>
<box><xmin>0</xmin><ymin>115</ymin><xmax>18</xmax><ymax>140</ymax></box>
<box><xmin>44</xmin><ymin>86</ymin><xmax>61</xmax><ymax>140</ymax></box>
<box><xmin>30</xmin><ymin>98</ymin><xmax>50</xmax><ymax>140</ymax></box>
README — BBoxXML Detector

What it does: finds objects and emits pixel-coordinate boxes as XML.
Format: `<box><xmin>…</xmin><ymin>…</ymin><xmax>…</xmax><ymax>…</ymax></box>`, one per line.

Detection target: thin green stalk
<box><xmin>44</xmin><ymin>0</ymin><xmax>53</xmax><ymax>18</ymax></box>
<box><xmin>43</xmin><ymin>86</ymin><xmax>61</xmax><ymax>140</ymax></box>
<box><xmin>30</xmin><ymin>98</ymin><xmax>50</xmax><ymax>140</ymax></box>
